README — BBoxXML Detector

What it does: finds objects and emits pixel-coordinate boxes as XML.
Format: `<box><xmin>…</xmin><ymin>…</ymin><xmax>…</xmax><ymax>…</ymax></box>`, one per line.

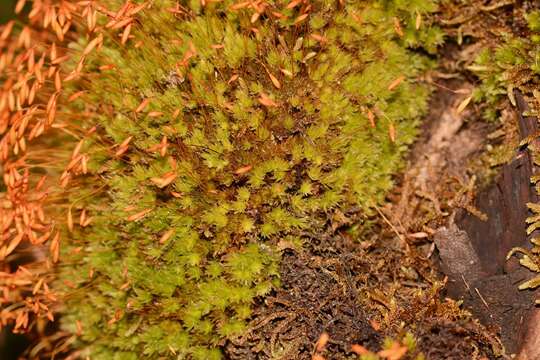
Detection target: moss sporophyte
<box><xmin>0</xmin><ymin>0</ymin><xmax>443</xmax><ymax>358</ymax></box>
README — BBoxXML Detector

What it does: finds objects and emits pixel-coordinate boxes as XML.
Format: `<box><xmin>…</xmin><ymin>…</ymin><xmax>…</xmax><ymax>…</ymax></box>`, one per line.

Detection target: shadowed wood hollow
<box><xmin>437</xmin><ymin>91</ymin><xmax>540</xmax><ymax>358</ymax></box>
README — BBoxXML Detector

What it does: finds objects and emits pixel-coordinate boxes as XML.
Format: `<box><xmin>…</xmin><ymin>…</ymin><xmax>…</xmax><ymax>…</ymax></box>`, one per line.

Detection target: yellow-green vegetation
<box><xmin>472</xmin><ymin>9</ymin><xmax>540</xmax><ymax>303</ymax></box>
<box><xmin>55</xmin><ymin>0</ymin><xmax>443</xmax><ymax>358</ymax></box>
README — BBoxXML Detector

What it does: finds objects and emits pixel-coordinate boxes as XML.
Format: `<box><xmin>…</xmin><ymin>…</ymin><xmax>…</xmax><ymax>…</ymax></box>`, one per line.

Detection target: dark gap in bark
<box><xmin>438</xmin><ymin>91</ymin><xmax>540</xmax><ymax>357</ymax></box>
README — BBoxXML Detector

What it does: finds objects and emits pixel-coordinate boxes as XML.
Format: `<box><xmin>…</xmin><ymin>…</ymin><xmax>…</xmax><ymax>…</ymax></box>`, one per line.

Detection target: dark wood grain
<box><xmin>457</xmin><ymin>92</ymin><xmax>538</xmax><ymax>275</ymax></box>
<box><xmin>446</xmin><ymin>91</ymin><xmax>539</xmax><ymax>354</ymax></box>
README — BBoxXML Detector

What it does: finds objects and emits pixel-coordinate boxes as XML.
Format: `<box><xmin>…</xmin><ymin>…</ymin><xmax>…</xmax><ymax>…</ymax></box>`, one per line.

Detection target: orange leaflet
<box><xmin>99</xmin><ymin>62</ymin><xmax>118</xmax><ymax>71</ymax></box>
<box><xmin>268</xmin><ymin>72</ymin><xmax>281</xmax><ymax>89</ymax></box>
<box><xmin>119</xmin><ymin>136</ymin><xmax>133</xmax><ymax>148</ymax></box>
<box><xmin>121</xmin><ymin>23</ymin><xmax>132</xmax><ymax>45</ymax></box>
<box><xmin>287</xmin><ymin>0</ymin><xmax>302</xmax><ymax>9</ymax></box>
<box><xmin>150</xmin><ymin>172</ymin><xmax>177</xmax><ymax>188</ymax></box>
<box><xmin>160</xmin><ymin>135</ymin><xmax>168</xmax><ymax>157</ymax></box>
<box><xmin>351</xmin><ymin>344</ymin><xmax>369</xmax><ymax>355</ymax></box>
<box><xmin>393</xmin><ymin>17</ymin><xmax>403</xmax><ymax>37</ymax></box>
<box><xmin>389</xmin><ymin>123</ymin><xmax>396</xmax><ymax>143</ymax></box>
<box><xmin>234</xmin><ymin>165</ymin><xmax>252</xmax><ymax>175</ymax></box>
<box><xmin>230</xmin><ymin>1</ymin><xmax>250</xmax><ymax>10</ymax></box>
<box><xmin>135</xmin><ymin>98</ymin><xmax>150</xmax><ymax>113</ymax></box>
<box><xmin>76</xmin><ymin>320</ymin><xmax>83</xmax><ymax>336</ymax></box>
<box><xmin>315</xmin><ymin>332</ymin><xmax>329</xmax><ymax>352</ymax></box>
<box><xmin>294</xmin><ymin>13</ymin><xmax>309</xmax><ymax>25</ymax></box>
<box><xmin>258</xmin><ymin>93</ymin><xmax>278</xmax><ymax>107</ymax></box>
<box><xmin>310</xmin><ymin>33</ymin><xmax>326</xmax><ymax>43</ymax></box>
<box><xmin>51</xmin><ymin>231</ymin><xmax>61</xmax><ymax>263</ymax></box>
<box><xmin>82</xmin><ymin>34</ymin><xmax>103</xmax><ymax>56</ymax></box>
<box><xmin>280</xmin><ymin>68</ymin><xmax>293</xmax><ymax>77</ymax></box>
<box><xmin>127</xmin><ymin>208</ymin><xmax>152</xmax><ymax>222</ymax></box>
<box><xmin>251</xmin><ymin>12</ymin><xmax>260</xmax><ymax>23</ymax></box>
<box><xmin>68</xmin><ymin>90</ymin><xmax>86</xmax><ymax>102</ymax></box>
<box><xmin>159</xmin><ymin>229</ymin><xmax>175</xmax><ymax>244</ymax></box>
<box><xmin>367</xmin><ymin>109</ymin><xmax>376</xmax><ymax>128</ymax></box>
<box><xmin>67</xmin><ymin>207</ymin><xmax>73</xmax><ymax>232</ymax></box>
<box><xmin>378</xmin><ymin>342</ymin><xmax>408</xmax><ymax>360</ymax></box>
<box><xmin>148</xmin><ymin>111</ymin><xmax>163</xmax><ymax>117</ymax></box>
<box><xmin>388</xmin><ymin>75</ymin><xmax>405</xmax><ymax>91</ymax></box>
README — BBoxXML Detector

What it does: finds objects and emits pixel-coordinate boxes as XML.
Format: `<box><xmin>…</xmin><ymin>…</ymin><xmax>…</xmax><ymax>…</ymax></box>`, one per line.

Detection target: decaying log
<box><xmin>435</xmin><ymin>91</ymin><xmax>540</xmax><ymax>357</ymax></box>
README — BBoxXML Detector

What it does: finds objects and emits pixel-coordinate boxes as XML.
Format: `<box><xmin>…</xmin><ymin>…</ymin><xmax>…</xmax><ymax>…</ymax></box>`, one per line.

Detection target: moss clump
<box><xmin>55</xmin><ymin>0</ymin><xmax>441</xmax><ymax>358</ymax></box>
<box><xmin>470</xmin><ymin>6</ymin><xmax>540</xmax><ymax>122</ymax></box>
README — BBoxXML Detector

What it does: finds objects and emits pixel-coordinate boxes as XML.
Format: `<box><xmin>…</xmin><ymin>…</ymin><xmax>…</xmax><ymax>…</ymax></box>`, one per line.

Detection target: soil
<box><xmin>414</xmin><ymin>319</ymin><xmax>498</xmax><ymax>360</ymax></box>
<box><xmin>224</xmin><ymin>234</ymin><xmax>381</xmax><ymax>359</ymax></box>
<box><xmin>224</xmin><ymin>230</ymin><xmax>498</xmax><ymax>359</ymax></box>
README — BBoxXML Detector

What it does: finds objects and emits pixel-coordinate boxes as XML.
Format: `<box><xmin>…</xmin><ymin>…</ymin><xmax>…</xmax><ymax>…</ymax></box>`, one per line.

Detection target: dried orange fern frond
<box><xmin>0</xmin><ymin>0</ymin><xmax>80</xmax><ymax>336</ymax></box>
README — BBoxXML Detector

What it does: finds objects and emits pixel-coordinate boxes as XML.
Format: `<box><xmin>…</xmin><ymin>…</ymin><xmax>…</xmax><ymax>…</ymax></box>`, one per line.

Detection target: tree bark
<box><xmin>436</xmin><ymin>91</ymin><xmax>540</xmax><ymax>357</ymax></box>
